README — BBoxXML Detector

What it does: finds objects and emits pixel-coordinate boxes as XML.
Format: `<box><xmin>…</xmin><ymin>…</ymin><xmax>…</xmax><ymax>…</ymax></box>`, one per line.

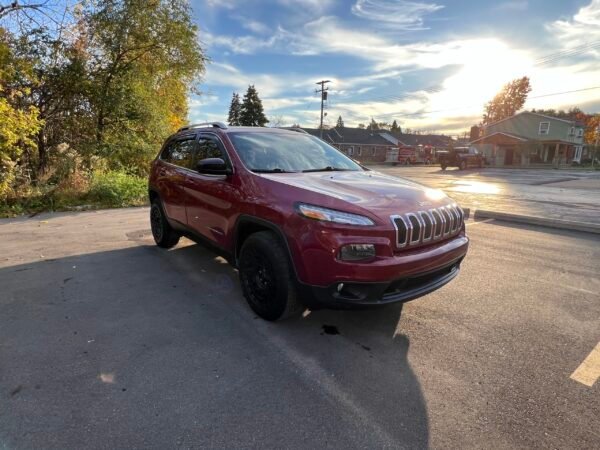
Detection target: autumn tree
<box><xmin>483</xmin><ymin>76</ymin><xmax>531</xmax><ymax>125</ymax></box>
<box><xmin>239</xmin><ymin>85</ymin><xmax>268</xmax><ymax>127</ymax></box>
<box><xmin>227</xmin><ymin>92</ymin><xmax>241</xmax><ymax>126</ymax></box>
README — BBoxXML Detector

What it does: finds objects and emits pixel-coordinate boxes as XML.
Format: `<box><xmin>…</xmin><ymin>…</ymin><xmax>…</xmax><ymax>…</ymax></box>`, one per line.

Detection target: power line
<box><xmin>372</xmin><ymin>85</ymin><xmax>600</xmax><ymax>119</ymax></box>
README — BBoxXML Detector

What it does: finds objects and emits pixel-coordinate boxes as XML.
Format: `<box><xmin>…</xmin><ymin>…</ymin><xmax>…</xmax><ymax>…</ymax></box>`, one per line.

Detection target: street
<box><xmin>1</xmin><ymin>207</ymin><xmax>599</xmax><ymax>449</ymax></box>
<box><xmin>374</xmin><ymin>166</ymin><xmax>600</xmax><ymax>226</ymax></box>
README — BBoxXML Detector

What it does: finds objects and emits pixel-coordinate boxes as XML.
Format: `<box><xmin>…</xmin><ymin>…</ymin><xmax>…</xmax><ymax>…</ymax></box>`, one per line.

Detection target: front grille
<box><xmin>391</xmin><ymin>204</ymin><xmax>464</xmax><ymax>248</ymax></box>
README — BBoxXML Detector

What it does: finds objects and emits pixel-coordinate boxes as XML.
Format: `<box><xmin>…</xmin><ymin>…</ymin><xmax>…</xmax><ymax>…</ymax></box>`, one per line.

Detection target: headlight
<box><xmin>297</xmin><ymin>203</ymin><xmax>375</xmax><ymax>226</ymax></box>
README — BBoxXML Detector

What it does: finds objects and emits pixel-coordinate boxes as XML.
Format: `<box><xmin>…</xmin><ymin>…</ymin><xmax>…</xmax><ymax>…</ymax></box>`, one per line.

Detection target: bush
<box><xmin>88</xmin><ymin>170</ymin><xmax>148</xmax><ymax>207</ymax></box>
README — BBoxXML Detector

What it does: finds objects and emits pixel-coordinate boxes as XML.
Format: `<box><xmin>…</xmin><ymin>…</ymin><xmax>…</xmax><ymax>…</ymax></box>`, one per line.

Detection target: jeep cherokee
<box><xmin>149</xmin><ymin>122</ymin><xmax>469</xmax><ymax>321</ymax></box>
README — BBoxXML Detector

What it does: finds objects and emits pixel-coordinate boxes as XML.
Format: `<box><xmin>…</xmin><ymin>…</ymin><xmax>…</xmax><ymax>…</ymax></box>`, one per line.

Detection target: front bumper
<box><xmin>303</xmin><ymin>256</ymin><xmax>463</xmax><ymax>308</ymax></box>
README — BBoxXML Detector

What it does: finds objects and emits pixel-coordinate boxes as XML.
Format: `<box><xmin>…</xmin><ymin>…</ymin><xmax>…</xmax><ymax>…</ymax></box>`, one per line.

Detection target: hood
<box><xmin>259</xmin><ymin>170</ymin><xmax>453</xmax><ymax>214</ymax></box>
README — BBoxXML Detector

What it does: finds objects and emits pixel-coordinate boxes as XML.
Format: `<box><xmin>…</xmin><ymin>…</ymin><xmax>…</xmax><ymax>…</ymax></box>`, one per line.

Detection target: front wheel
<box><xmin>238</xmin><ymin>231</ymin><xmax>304</xmax><ymax>321</ymax></box>
<box><xmin>150</xmin><ymin>200</ymin><xmax>180</xmax><ymax>249</ymax></box>
<box><xmin>441</xmin><ymin>164</ymin><xmax>447</xmax><ymax>170</ymax></box>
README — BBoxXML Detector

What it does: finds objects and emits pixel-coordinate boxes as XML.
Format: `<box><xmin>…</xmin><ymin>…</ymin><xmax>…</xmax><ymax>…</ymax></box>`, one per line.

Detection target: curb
<box><xmin>473</xmin><ymin>209</ymin><xmax>600</xmax><ymax>235</ymax></box>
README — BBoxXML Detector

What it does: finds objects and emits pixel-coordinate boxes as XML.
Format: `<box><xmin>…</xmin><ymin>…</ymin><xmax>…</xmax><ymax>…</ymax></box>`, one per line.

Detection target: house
<box><xmin>302</xmin><ymin>127</ymin><xmax>454</xmax><ymax>164</ymax></box>
<box><xmin>301</xmin><ymin>127</ymin><xmax>396</xmax><ymax>163</ymax></box>
<box><xmin>470</xmin><ymin>111</ymin><xmax>586</xmax><ymax>166</ymax></box>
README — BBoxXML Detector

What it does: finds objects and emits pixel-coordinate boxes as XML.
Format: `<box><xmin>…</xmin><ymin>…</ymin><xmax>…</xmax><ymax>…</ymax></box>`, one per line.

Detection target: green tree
<box><xmin>227</xmin><ymin>92</ymin><xmax>241</xmax><ymax>126</ymax></box>
<box><xmin>366</xmin><ymin>118</ymin><xmax>379</xmax><ymax>130</ymax></box>
<box><xmin>239</xmin><ymin>85</ymin><xmax>268</xmax><ymax>127</ymax></box>
<box><xmin>483</xmin><ymin>76</ymin><xmax>531</xmax><ymax>125</ymax></box>
<box><xmin>336</xmin><ymin>115</ymin><xmax>344</xmax><ymax>128</ymax></box>
<box><xmin>0</xmin><ymin>29</ymin><xmax>43</xmax><ymax>197</ymax></box>
<box><xmin>86</xmin><ymin>0</ymin><xmax>206</xmax><ymax>171</ymax></box>
<box><xmin>391</xmin><ymin>120</ymin><xmax>401</xmax><ymax>133</ymax></box>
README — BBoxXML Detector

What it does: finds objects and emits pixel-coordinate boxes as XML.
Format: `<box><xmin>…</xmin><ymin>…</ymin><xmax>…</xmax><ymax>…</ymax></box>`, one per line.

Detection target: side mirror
<box><xmin>196</xmin><ymin>157</ymin><xmax>231</xmax><ymax>175</ymax></box>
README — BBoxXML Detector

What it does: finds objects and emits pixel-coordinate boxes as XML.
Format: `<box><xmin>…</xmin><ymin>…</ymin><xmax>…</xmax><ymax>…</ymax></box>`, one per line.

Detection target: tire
<box><xmin>459</xmin><ymin>160</ymin><xmax>467</xmax><ymax>170</ymax></box>
<box><xmin>150</xmin><ymin>200</ymin><xmax>180</xmax><ymax>249</ymax></box>
<box><xmin>238</xmin><ymin>231</ymin><xmax>304</xmax><ymax>321</ymax></box>
<box><xmin>441</xmin><ymin>164</ymin><xmax>447</xmax><ymax>170</ymax></box>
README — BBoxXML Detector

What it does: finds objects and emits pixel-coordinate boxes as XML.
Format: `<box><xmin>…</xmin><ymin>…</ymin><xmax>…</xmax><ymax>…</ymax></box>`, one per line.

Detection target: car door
<box><xmin>184</xmin><ymin>133</ymin><xmax>238</xmax><ymax>248</ymax></box>
<box><xmin>155</xmin><ymin>134</ymin><xmax>197</xmax><ymax>226</ymax></box>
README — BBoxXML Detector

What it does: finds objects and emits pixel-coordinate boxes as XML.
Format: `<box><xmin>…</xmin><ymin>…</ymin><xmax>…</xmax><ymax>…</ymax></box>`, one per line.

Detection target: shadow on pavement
<box><xmin>0</xmin><ymin>237</ymin><xmax>429</xmax><ymax>448</ymax></box>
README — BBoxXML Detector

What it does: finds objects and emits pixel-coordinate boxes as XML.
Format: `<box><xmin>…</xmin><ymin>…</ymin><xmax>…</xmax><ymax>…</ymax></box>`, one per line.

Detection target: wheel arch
<box><xmin>233</xmin><ymin>215</ymin><xmax>300</xmax><ymax>279</ymax></box>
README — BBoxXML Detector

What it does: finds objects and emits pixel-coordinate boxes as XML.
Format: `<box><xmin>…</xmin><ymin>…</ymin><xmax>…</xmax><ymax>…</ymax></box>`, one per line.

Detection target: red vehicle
<box><xmin>149</xmin><ymin>123</ymin><xmax>469</xmax><ymax>321</ymax></box>
<box><xmin>400</xmin><ymin>146</ymin><xmax>434</xmax><ymax>165</ymax></box>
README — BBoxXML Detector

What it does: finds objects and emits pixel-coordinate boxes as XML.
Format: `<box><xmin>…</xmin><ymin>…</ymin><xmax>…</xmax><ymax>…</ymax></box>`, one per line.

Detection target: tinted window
<box><xmin>228</xmin><ymin>132</ymin><xmax>363</xmax><ymax>173</ymax></box>
<box><xmin>161</xmin><ymin>138</ymin><xmax>196</xmax><ymax>169</ymax></box>
<box><xmin>197</xmin><ymin>135</ymin><xmax>227</xmax><ymax>161</ymax></box>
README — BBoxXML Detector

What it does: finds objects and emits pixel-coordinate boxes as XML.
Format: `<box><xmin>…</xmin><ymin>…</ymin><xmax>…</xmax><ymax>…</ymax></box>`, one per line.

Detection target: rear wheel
<box><xmin>441</xmin><ymin>163</ymin><xmax>447</xmax><ymax>170</ymax></box>
<box><xmin>238</xmin><ymin>231</ymin><xmax>303</xmax><ymax>321</ymax></box>
<box><xmin>150</xmin><ymin>200</ymin><xmax>180</xmax><ymax>249</ymax></box>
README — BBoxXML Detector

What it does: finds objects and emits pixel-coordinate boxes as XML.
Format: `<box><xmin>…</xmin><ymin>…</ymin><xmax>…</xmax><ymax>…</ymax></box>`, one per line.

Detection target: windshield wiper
<box><xmin>253</xmin><ymin>168</ymin><xmax>297</xmax><ymax>173</ymax></box>
<box><xmin>302</xmin><ymin>166</ymin><xmax>353</xmax><ymax>173</ymax></box>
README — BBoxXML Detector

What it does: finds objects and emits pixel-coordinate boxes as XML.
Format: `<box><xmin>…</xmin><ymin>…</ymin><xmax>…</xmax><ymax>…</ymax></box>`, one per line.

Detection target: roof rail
<box><xmin>177</xmin><ymin>122</ymin><xmax>228</xmax><ymax>133</ymax></box>
<box><xmin>278</xmin><ymin>127</ymin><xmax>308</xmax><ymax>134</ymax></box>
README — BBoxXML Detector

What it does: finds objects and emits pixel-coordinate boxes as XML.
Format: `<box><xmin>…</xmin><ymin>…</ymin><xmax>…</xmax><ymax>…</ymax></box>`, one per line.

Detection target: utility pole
<box><xmin>593</xmin><ymin>122</ymin><xmax>600</xmax><ymax>168</ymax></box>
<box><xmin>315</xmin><ymin>80</ymin><xmax>331</xmax><ymax>138</ymax></box>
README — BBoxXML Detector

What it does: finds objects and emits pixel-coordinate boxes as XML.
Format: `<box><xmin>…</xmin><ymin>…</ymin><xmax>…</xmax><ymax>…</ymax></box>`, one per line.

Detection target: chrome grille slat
<box><xmin>391</xmin><ymin>204</ymin><xmax>464</xmax><ymax>249</ymax></box>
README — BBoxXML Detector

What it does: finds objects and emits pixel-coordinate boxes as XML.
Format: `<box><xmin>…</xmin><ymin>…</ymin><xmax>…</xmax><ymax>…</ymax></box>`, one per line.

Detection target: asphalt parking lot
<box><xmin>374</xmin><ymin>166</ymin><xmax>600</xmax><ymax>226</ymax></box>
<box><xmin>1</xmin><ymin>208</ymin><xmax>599</xmax><ymax>449</ymax></box>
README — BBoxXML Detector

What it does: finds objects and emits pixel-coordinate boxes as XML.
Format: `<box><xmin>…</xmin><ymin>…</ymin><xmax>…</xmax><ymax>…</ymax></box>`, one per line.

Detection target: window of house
<box><xmin>577</xmin><ymin>128</ymin><xmax>584</xmax><ymax>137</ymax></box>
<box><xmin>569</xmin><ymin>126</ymin><xmax>575</xmax><ymax>136</ymax></box>
<box><xmin>357</xmin><ymin>146</ymin><xmax>362</xmax><ymax>156</ymax></box>
<box><xmin>160</xmin><ymin>137</ymin><xmax>196</xmax><ymax>169</ymax></box>
<box><xmin>347</xmin><ymin>146</ymin><xmax>354</xmax><ymax>156</ymax></box>
<box><xmin>372</xmin><ymin>147</ymin><xmax>376</xmax><ymax>156</ymax></box>
<box><xmin>539</xmin><ymin>122</ymin><xmax>550</xmax><ymax>135</ymax></box>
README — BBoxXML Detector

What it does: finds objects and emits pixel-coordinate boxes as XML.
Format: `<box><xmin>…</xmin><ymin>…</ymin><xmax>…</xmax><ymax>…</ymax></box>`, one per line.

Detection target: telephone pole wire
<box><xmin>316</xmin><ymin>80</ymin><xmax>331</xmax><ymax>138</ymax></box>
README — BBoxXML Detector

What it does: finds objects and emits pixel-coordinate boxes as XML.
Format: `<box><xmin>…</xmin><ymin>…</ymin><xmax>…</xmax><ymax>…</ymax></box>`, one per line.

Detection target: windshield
<box><xmin>228</xmin><ymin>132</ymin><xmax>363</xmax><ymax>173</ymax></box>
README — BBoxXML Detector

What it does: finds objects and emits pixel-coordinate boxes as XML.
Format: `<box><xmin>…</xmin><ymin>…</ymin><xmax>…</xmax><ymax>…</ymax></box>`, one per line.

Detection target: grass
<box><xmin>0</xmin><ymin>170</ymin><xmax>149</xmax><ymax>218</ymax></box>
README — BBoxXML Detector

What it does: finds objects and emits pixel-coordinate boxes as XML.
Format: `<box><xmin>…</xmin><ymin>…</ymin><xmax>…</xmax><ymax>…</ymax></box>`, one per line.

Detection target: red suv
<box><xmin>149</xmin><ymin>123</ymin><xmax>469</xmax><ymax>321</ymax></box>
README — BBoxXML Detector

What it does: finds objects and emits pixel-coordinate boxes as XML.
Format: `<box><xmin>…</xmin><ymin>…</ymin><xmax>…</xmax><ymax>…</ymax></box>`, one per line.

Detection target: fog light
<box><xmin>339</xmin><ymin>244</ymin><xmax>376</xmax><ymax>261</ymax></box>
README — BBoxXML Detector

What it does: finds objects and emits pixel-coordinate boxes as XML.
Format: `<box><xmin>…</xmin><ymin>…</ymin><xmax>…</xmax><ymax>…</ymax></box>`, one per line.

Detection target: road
<box><xmin>1</xmin><ymin>208</ymin><xmax>599</xmax><ymax>449</ymax></box>
<box><xmin>373</xmin><ymin>166</ymin><xmax>600</xmax><ymax>226</ymax></box>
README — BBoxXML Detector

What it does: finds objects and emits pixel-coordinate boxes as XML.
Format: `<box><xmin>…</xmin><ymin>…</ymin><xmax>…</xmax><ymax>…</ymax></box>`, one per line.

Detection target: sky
<box><xmin>190</xmin><ymin>0</ymin><xmax>600</xmax><ymax>135</ymax></box>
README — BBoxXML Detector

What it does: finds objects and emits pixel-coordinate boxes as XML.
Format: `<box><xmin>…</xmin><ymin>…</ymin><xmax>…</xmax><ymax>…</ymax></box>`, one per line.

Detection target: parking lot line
<box><xmin>570</xmin><ymin>342</ymin><xmax>600</xmax><ymax>387</ymax></box>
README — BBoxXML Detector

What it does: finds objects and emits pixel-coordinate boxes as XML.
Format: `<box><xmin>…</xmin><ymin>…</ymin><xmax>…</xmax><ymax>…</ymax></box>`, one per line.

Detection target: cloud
<box><xmin>231</xmin><ymin>15</ymin><xmax>270</xmax><ymax>34</ymax></box>
<box><xmin>493</xmin><ymin>1</ymin><xmax>528</xmax><ymax>12</ymax></box>
<box><xmin>351</xmin><ymin>0</ymin><xmax>444</xmax><ymax>30</ymax></box>
<box><xmin>546</xmin><ymin>0</ymin><xmax>600</xmax><ymax>46</ymax></box>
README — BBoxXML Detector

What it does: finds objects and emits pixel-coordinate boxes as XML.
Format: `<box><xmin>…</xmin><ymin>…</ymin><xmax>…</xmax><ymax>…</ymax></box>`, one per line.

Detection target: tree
<box><xmin>336</xmin><ymin>115</ymin><xmax>344</xmax><ymax>128</ymax></box>
<box><xmin>227</xmin><ymin>92</ymin><xmax>241</xmax><ymax>126</ymax></box>
<box><xmin>85</xmin><ymin>0</ymin><xmax>206</xmax><ymax>170</ymax></box>
<box><xmin>366</xmin><ymin>118</ymin><xmax>379</xmax><ymax>130</ymax></box>
<box><xmin>357</xmin><ymin>123</ymin><xmax>365</xmax><ymax>129</ymax></box>
<box><xmin>482</xmin><ymin>76</ymin><xmax>531</xmax><ymax>125</ymax></box>
<box><xmin>239</xmin><ymin>85</ymin><xmax>268</xmax><ymax>127</ymax></box>
<box><xmin>391</xmin><ymin>120</ymin><xmax>401</xmax><ymax>133</ymax></box>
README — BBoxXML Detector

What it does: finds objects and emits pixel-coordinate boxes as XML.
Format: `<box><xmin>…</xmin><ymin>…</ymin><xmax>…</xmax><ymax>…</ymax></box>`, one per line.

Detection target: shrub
<box><xmin>88</xmin><ymin>170</ymin><xmax>148</xmax><ymax>207</ymax></box>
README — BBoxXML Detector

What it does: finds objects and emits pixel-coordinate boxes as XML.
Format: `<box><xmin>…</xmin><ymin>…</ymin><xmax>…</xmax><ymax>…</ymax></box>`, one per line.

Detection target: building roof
<box><xmin>483</xmin><ymin>111</ymin><xmax>582</xmax><ymax>129</ymax></box>
<box><xmin>470</xmin><ymin>131</ymin><xmax>529</xmax><ymax>144</ymax></box>
<box><xmin>302</xmin><ymin>127</ymin><xmax>393</xmax><ymax>146</ymax></box>
<box><xmin>302</xmin><ymin>127</ymin><xmax>454</xmax><ymax>147</ymax></box>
